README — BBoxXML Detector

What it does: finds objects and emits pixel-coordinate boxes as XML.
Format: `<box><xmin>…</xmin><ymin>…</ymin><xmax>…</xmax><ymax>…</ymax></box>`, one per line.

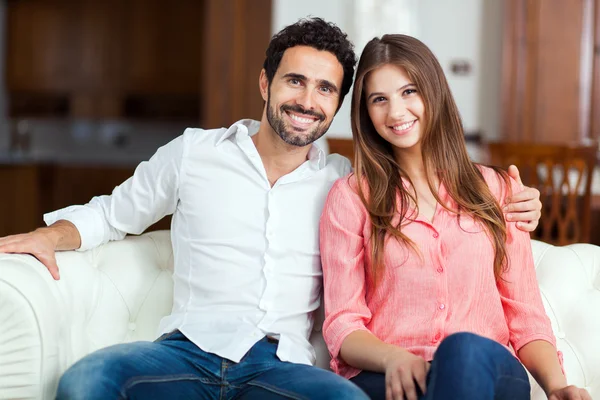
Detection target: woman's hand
<box><xmin>549</xmin><ymin>386</ymin><xmax>592</xmax><ymax>400</ymax></box>
<box><xmin>383</xmin><ymin>349</ymin><xmax>430</xmax><ymax>400</ymax></box>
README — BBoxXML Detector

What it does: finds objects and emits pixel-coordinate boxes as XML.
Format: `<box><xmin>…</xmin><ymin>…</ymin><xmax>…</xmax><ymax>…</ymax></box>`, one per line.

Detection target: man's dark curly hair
<box><xmin>263</xmin><ymin>17</ymin><xmax>357</xmax><ymax>109</ymax></box>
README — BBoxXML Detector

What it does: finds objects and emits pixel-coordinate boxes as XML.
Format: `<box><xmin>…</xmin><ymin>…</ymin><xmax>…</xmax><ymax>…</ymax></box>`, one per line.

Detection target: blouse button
<box><xmin>437</xmin><ymin>267</ymin><xmax>444</xmax><ymax>273</ymax></box>
<box><xmin>432</xmin><ymin>232</ymin><xmax>439</xmax><ymax>238</ymax></box>
<box><xmin>439</xmin><ymin>303</ymin><xmax>446</xmax><ymax>310</ymax></box>
<box><xmin>433</xmin><ymin>332</ymin><xmax>441</xmax><ymax>343</ymax></box>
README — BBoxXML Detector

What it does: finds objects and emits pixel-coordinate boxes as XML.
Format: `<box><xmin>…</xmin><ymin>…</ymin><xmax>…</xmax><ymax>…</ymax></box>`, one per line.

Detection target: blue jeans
<box><xmin>350</xmin><ymin>332</ymin><xmax>531</xmax><ymax>400</ymax></box>
<box><xmin>57</xmin><ymin>331</ymin><xmax>368</xmax><ymax>400</ymax></box>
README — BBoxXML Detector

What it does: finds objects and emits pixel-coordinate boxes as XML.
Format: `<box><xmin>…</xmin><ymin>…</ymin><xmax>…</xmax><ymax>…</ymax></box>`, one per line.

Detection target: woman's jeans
<box><xmin>350</xmin><ymin>332</ymin><xmax>531</xmax><ymax>400</ymax></box>
<box><xmin>56</xmin><ymin>330</ymin><xmax>368</xmax><ymax>400</ymax></box>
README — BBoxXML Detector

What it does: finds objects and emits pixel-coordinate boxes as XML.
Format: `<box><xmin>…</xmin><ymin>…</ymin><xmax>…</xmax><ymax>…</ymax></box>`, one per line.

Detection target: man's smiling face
<box><xmin>261</xmin><ymin>45</ymin><xmax>344</xmax><ymax>147</ymax></box>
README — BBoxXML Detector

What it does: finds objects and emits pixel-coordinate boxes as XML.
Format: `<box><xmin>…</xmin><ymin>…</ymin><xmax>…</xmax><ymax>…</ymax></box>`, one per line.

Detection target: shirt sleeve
<box><xmin>44</xmin><ymin>131</ymin><xmax>186</xmax><ymax>251</ymax></box>
<box><xmin>493</xmin><ymin>175</ymin><xmax>558</xmax><ymax>353</ymax></box>
<box><xmin>320</xmin><ymin>177</ymin><xmax>372</xmax><ymax>372</ymax></box>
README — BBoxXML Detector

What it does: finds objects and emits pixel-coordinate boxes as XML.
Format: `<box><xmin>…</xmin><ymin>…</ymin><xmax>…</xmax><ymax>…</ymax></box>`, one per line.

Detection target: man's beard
<box><xmin>266</xmin><ymin>96</ymin><xmax>331</xmax><ymax>147</ymax></box>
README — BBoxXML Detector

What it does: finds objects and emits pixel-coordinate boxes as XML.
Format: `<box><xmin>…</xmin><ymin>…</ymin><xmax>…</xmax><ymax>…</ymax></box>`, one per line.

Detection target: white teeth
<box><xmin>289</xmin><ymin>113</ymin><xmax>315</xmax><ymax>124</ymax></box>
<box><xmin>393</xmin><ymin>121</ymin><xmax>415</xmax><ymax>131</ymax></box>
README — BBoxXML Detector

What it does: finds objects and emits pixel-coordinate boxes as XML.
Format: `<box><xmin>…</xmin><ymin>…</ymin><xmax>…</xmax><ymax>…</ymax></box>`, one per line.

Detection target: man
<box><xmin>0</xmin><ymin>18</ymin><xmax>541</xmax><ymax>399</ymax></box>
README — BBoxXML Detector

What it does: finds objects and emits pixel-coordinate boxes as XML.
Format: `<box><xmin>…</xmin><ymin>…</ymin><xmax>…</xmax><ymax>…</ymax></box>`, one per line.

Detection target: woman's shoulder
<box><xmin>326</xmin><ymin>173</ymin><xmax>370</xmax><ymax>209</ymax></box>
<box><xmin>474</xmin><ymin>164</ymin><xmax>519</xmax><ymax>203</ymax></box>
<box><xmin>330</xmin><ymin>172</ymin><xmax>365</xmax><ymax>196</ymax></box>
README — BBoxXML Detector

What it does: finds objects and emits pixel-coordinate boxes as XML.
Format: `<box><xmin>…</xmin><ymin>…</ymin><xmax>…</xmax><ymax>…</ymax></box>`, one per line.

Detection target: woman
<box><xmin>319</xmin><ymin>35</ymin><xmax>590</xmax><ymax>400</ymax></box>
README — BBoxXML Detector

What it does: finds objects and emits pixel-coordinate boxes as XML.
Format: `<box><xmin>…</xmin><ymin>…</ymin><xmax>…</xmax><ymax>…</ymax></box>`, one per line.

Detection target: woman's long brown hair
<box><xmin>351</xmin><ymin>34</ymin><xmax>510</xmax><ymax>284</ymax></box>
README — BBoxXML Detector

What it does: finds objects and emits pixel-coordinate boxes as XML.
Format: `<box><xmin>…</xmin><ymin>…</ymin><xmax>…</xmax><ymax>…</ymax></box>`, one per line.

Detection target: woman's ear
<box><xmin>259</xmin><ymin>69</ymin><xmax>269</xmax><ymax>101</ymax></box>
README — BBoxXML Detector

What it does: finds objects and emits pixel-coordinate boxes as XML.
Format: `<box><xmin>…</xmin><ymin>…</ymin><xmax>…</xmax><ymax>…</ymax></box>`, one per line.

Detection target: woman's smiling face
<box><xmin>365</xmin><ymin>64</ymin><xmax>425</xmax><ymax>156</ymax></box>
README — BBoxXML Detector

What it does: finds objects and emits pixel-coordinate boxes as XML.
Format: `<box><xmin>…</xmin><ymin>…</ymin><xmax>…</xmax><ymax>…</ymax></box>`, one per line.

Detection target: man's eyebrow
<box><xmin>367</xmin><ymin>83</ymin><xmax>415</xmax><ymax>100</ymax></box>
<box><xmin>282</xmin><ymin>73</ymin><xmax>339</xmax><ymax>93</ymax></box>
<box><xmin>282</xmin><ymin>73</ymin><xmax>307</xmax><ymax>81</ymax></box>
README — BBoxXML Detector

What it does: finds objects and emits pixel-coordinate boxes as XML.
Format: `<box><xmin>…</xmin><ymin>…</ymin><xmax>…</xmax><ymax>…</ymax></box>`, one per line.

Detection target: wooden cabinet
<box><xmin>0</xmin><ymin>165</ymin><xmax>42</xmax><ymax>235</ymax></box>
<box><xmin>6</xmin><ymin>0</ymin><xmax>272</xmax><ymax>124</ymax></box>
<box><xmin>201</xmin><ymin>0</ymin><xmax>272</xmax><ymax>127</ymax></box>
<box><xmin>501</xmin><ymin>0</ymin><xmax>600</xmax><ymax>143</ymax></box>
<box><xmin>124</xmin><ymin>0</ymin><xmax>202</xmax><ymax>95</ymax></box>
<box><xmin>6</xmin><ymin>0</ymin><xmax>203</xmax><ymax>120</ymax></box>
<box><xmin>7</xmin><ymin>0</ymin><xmax>78</xmax><ymax>93</ymax></box>
<box><xmin>0</xmin><ymin>164</ymin><xmax>171</xmax><ymax>238</ymax></box>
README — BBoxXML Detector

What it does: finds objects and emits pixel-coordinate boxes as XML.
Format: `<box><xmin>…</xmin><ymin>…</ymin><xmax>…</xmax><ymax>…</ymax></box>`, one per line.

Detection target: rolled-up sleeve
<box><xmin>44</xmin><ymin>131</ymin><xmax>186</xmax><ymax>251</ymax></box>
<box><xmin>495</xmin><ymin>177</ymin><xmax>558</xmax><ymax>352</ymax></box>
<box><xmin>320</xmin><ymin>177</ymin><xmax>372</xmax><ymax>372</ymax></box>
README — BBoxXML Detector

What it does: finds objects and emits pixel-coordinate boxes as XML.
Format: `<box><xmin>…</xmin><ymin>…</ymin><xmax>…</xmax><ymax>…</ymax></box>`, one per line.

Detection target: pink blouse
<box><xmin>320</xmin><ymin>166</ymin><xmax>558</xmax><ymax>379</ymax></box>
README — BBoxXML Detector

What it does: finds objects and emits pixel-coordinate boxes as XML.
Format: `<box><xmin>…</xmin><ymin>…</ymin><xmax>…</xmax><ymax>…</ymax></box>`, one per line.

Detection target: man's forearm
<box><xmin>37</xmin><ymin>220</ymin><xmax>82</xmax><ymax>251</ymax></box>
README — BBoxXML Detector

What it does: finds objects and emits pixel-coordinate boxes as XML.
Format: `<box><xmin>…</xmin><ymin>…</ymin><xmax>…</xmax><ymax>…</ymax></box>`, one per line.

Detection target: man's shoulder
<box><xmin>324</xmin><ymin>153</ymin><xmax>352</xmax><ymax>178</ymax></box>
<box><xmin>181</xmin><ymin>126</ymin><xmax>229</xmax><ymax>146</ymax></box>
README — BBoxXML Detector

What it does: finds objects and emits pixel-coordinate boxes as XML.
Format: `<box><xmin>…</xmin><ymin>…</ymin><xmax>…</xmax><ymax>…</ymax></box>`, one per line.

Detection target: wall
<box><xmin>417</xmin><ymin>0</ymin><xmax>503</xmax><ymax>140</ymax></box>
<box><xmin>271</xmin><ymin>0</ymin><xmax>504</xmax><ymax>141</ymax></box>
<box><xmin>272</xmin><ymin>0</ymin><xmax>354</xmax><ymax>139</ymax></box>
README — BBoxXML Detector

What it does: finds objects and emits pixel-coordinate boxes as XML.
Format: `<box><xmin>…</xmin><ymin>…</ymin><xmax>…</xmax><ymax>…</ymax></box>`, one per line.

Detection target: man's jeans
<box><xmin>350</xmin><ymin>332</ymin><xmax>531</xmax><ymax>400</ymax></box>
<box><xmin>57</xmin><ymin>330</ymin><xmax>368</xmax><ymax>400</ymax></box>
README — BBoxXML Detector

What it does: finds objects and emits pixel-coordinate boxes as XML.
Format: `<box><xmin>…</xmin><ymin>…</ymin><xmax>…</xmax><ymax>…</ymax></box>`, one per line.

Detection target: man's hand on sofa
<box><xmin>549</xmin><ymin>385</ymin><xmax>592</xmax><ymax>400</ymax></box>
<box><xmin>504</xmin><ymin>165</ymin><xmax>542</xmax><ymax>232</ymax></box>
<box><xmin>0</xmin><ymin>220</ymin><xmax>81</xmax><ymax>280</ymax></box>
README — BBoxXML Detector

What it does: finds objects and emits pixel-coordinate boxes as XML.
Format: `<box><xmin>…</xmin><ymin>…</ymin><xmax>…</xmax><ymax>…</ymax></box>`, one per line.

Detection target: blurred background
<box><xmin>0</xmin><ymin>0</ymin><xmax>599</xmax><ymax>244</ymax></box>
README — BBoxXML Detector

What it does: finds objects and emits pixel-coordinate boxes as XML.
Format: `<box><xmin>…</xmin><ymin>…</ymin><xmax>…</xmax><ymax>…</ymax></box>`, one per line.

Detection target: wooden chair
<box><xmin>488</xmin><ymin>142</ymin><xmax>597</xmax><ymax>245</ymax></box>
<box><xmin>326</xmin><ymin>138</ymin><xmax>355</xmax><ymax>166</ymax></box>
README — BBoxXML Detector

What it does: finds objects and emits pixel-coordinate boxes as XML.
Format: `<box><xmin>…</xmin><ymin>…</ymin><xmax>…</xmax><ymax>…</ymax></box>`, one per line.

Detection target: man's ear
<box><xmin>259</xmin><ymin>69</ymin><xmax>269</xmax><ymax>101</ymax></box>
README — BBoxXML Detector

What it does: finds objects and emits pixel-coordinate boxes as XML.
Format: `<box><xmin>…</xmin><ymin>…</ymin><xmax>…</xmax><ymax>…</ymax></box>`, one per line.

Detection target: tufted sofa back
<box><xmin>0</xmin><ymin>230</ymin><xmax>598</xmax><ymax>399</ymax></box>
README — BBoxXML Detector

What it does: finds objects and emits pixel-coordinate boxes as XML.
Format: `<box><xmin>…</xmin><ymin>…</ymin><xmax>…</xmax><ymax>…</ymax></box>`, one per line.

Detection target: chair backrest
<box><xmin>488</xmin><ymin>142</ymin><xmax>597</xmax><ymax>245</ymax></box>
<box><xmin>326</xmin><ymin>138</ymin><xmax>354</xmax><ymax>166</ymax></box>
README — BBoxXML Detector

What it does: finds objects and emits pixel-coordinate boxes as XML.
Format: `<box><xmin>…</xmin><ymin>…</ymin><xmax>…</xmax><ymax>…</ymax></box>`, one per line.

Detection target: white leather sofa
<box><xmin>0</xmin><ymin>231</ymin><xmax>598</xmax><ymax>400</ymax></box>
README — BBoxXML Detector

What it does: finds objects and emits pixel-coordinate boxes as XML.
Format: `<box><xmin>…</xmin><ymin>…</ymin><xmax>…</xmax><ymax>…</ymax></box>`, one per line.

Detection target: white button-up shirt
<box><xmin>44</xmin><ymin>119</ymin><xmax>351</xmax><ymax>365</ymax></box>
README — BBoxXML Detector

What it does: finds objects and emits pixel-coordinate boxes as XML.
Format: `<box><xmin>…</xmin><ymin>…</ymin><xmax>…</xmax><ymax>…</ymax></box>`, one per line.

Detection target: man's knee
<box><xmin>57</xmin><ymin>359</ymin><xmax>115</xmax><ymax>399</ymax></box>
<box><xmin>56</xmin><ymin>343</ymin><xmax>144</xmax><ymax>400</ymax></box>
<box><xmin>315</xmin><ymin>373</ymin><xmax>369</xmax><ymax>400</ymax></box>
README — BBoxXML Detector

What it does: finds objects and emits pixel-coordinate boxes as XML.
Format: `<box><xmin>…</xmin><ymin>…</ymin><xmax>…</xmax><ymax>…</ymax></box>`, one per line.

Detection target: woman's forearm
<box><xmin>518</xmin><ymin>340</ymin><xmax>566</xmax><ymax>395</ymax></box>
<box><xmin>340</xmin><ymin>330</ymin><xmax>408</xmax><ymax>372</ymax></box>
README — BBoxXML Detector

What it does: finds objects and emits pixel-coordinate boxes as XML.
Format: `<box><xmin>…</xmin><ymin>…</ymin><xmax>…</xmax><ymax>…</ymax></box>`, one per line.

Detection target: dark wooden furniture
<box><xmin>6</xmin><ymin>0</ymin><xmax>272</xmax><ymax>125</ymax></box>
<box><xmin>0</xmin><ymin>164</ymin><xmax>172</xmax><ymax>238</ymax></box>
<box><xmin>501</xmin><ymin>0</ymin><xmax>600</xmax><ymax>144</ymax></box>
<box><xmin>488</xmin><ymin>142</ymin><xmax>598</xmax><ymax>245</ymax></box>
<box><xmin>327</xmin><ymin>138</ymin><xmax>355</xmax><ymax>166</ymax></box>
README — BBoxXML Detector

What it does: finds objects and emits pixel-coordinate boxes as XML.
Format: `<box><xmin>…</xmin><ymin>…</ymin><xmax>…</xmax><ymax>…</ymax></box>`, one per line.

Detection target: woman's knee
<box><xmin>435</xmin><ymin>332</ymin><xmax>499</xmax><ymax>364</ymax></box>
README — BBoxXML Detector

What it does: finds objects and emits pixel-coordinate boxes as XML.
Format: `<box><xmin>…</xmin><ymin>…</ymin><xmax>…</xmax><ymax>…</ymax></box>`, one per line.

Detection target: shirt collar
<box><xmin>215</xmin><ymin>119</ymin><xmax>327</xmax><ymax>170</ymax></box>
<box><xmin>215</xmin><ymin>119</ymin><xmax>261</xmax><ymax>146</ymax></box>
<box><xmin>308</xmin><ymin>141</ymin><xmax>326</xmax><ymax>169</ymax></box>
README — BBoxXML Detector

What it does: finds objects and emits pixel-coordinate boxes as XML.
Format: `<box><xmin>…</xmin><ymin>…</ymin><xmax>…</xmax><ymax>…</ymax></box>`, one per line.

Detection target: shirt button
<box><xmin>128</xmin><ymin>322</ymin><xmax>136</xmax><ymax>331</ymax></box>
<box><xmin>434</xmin><ymin>332</ymin><xmax>441</xmax><ymax>342</ymax></box>
<box><xmin>439</xmin><ymin>303</ymin><xmax>445</xmax><ymax>310</ymax></box>
<box><xmin>437</xmin><ymin>267</ymin><xmax>444</xmax><ymax>273</ymax></box>
<box><xmin>433</xmin><ymin>232</ymin><xmax>439</xmax><ymax>238</ymax></box>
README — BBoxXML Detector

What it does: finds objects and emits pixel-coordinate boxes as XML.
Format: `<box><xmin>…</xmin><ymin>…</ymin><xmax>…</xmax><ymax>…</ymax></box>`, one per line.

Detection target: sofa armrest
<box><xmin>0</xmin><ymin>231</ymin><xmax>175</xmax><ymax>400</ymax></box>
<box><xmin>0</xmin><ymin>254</ymin><xmax>67</xmax><ymax>400</ymax></box>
